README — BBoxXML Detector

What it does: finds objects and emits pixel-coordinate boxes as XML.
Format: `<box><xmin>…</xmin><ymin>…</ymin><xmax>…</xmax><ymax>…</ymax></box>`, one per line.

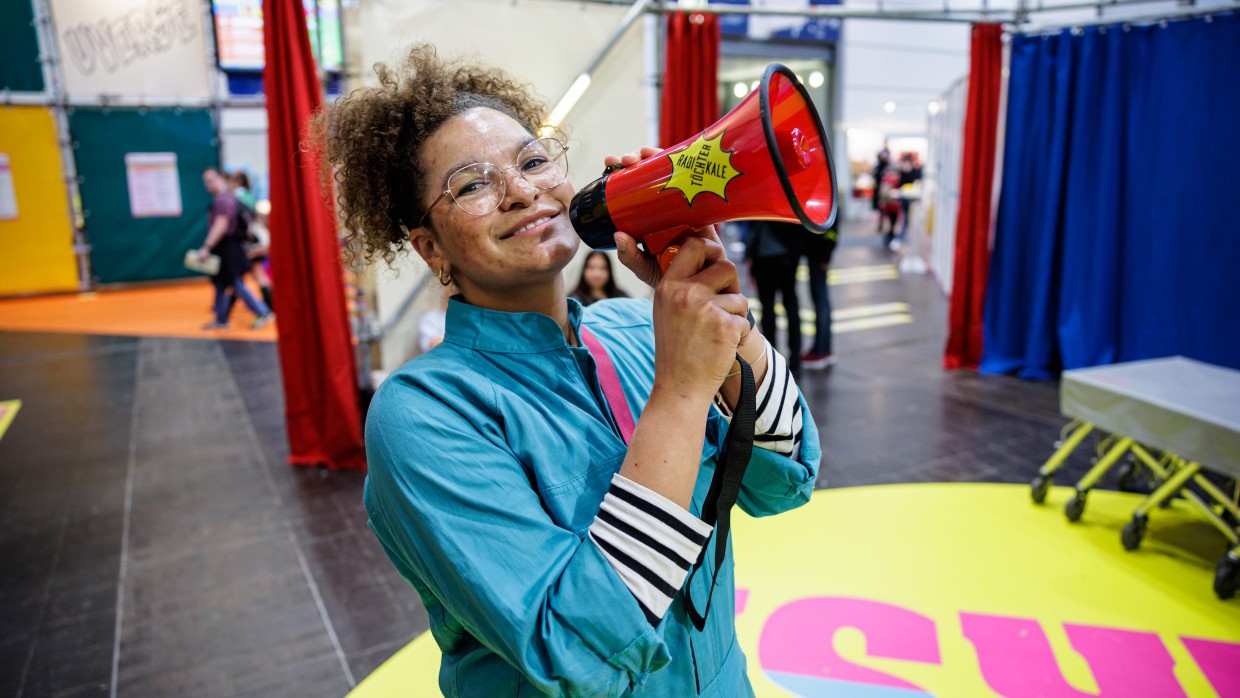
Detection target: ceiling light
<box><xmin>883</xmin><ymin>101</ymin><xmax>896</xmax><ymax>113</ymax></box>
<box><xmin>808</xmin><ymin>71</ymin><xmax>825</xmax><ymax>88</ymax></box>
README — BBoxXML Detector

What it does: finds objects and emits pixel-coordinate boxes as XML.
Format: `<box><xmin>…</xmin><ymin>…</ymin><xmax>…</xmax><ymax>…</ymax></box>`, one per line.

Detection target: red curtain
<box><xmin>944</xmin><ymin>23</ymin><xmax>1004</xmax><ymax>370</ymax></box>
<box><xmin>262</xmin><ymin>0</ymin><xmax>365</xmax><ymax>470</ymax></box>
<box><xmin>660</xmin><ymin>11</ymin><xmax>720</xmax><ymax>147</ymax></box>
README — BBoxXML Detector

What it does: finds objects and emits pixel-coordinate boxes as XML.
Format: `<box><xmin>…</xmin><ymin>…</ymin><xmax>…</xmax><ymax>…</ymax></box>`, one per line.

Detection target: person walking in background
<box><xmin>570</xmin><ymin>250</ymin><xmax>628</xmax><ymax>307</ymax></box>
<box><xmin>877</xmin><ymin>166</ymin><xmax>903</xmax><ymax>248</ymax></box>
<box><xmin>896</xmin><ymin>153</ymin><xmax>923</xmax><ymax>243</ymax></box>
<box><xmin>228</xmin><ymin>171</ymin><xmax>275</xmax><ymax>311</ymax></box>
<box><xmin>198</xmin><ymin>168</ymin><xmax>273</xmax><ymax>330</ymax></box>
<box><xmin>871</xmin><ymin>147</ymin><xmax>890</xmax><ymax>232</ymax></box>
<box><xmin>802</xmin><ymin>227</ymin><xmax>838</xmax><ymax>369</ymax></box>
<box><xmin>747</xmin><ymin>220</ymin><xmax>805</xmax><ymax>378</ymax></box>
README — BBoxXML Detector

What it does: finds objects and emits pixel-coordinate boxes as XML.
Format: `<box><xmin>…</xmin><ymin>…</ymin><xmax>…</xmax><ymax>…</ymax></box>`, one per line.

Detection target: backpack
<box><xmin>233</xmin><ymin>198</ymin><xmax>256</xmax><ymax>242</ymax></box>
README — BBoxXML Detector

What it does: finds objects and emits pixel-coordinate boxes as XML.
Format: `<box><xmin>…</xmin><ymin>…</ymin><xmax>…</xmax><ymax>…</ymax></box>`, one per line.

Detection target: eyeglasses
<box><xmin>419</xmin><ymin>138</ymin><xmax>569</xmax><ymax>228</ymax></box>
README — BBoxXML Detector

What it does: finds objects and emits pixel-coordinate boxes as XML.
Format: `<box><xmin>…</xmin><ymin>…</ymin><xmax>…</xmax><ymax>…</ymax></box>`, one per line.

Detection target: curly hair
<box><xmin>312</xmin><ymin>44</ymin><xmax>549</xmax><ymax>266</ymax></box>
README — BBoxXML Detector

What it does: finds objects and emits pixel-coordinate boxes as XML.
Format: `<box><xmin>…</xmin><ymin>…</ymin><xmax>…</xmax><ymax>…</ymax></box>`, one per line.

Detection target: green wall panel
<box><xmin>70</xmin><ymin>108</ymin><xmax>218</xmax><ymax>284</ymax></box>
<box><xmin>1</xmin><ymin>0</ymin><xmax>45</xmax><ymax>92</ymax></box>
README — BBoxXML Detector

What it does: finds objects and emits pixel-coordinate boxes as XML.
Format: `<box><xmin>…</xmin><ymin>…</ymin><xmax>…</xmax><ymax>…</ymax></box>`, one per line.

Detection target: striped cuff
<box><xmin>753</xmin><ymin>340</ymin><xmax>803</xmax><ymax>459</ymax></box>
<box><xmin>712</xmin><ymin>338</ymin><xmax>804</xmax><ymax>459</ymax></box>
<box><xmin>588</xmin><ymin>474</ymin><xmax>713</xmax><ymax>625</ymax></box>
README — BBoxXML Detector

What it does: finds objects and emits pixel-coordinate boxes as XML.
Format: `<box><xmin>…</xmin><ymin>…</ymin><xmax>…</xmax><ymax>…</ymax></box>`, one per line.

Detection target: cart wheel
<box><xmin>1121</xmin><ymin>516</ymin><xmax>1147</xmax><ymax>551</ymax></box>
<box><xmin>1115</xmin><ymin>460</ymin><xmax>1140</xmax><ymax>492</ymax></box>
<box><xmin>1031</xmin><ymin>474</ymin><xmax>1051</xmax><ymax>504</ymax></box>
<box><xmin>1215</xmin><ymin>555</ymin><xmax>1239</xmax><ymax>601</ymax></box>
<box><xmin>1065</xmin><ymin>494</ymin><xmax>1086</xmax><ymax>522</ymax></box>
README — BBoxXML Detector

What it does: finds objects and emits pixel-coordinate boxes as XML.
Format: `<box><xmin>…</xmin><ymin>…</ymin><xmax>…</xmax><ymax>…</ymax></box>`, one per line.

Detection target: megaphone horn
<box><xmin>570</xmin><ymin>63</ymin><xmax>837</xmax><ymax>272</ymax></box>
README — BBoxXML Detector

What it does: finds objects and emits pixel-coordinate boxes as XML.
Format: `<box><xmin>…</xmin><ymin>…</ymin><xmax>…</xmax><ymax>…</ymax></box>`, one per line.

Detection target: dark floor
<box><xmin>0</xmin><ymin>221</ymin><xmax>1097</xmax><ymax>697</ymax></box>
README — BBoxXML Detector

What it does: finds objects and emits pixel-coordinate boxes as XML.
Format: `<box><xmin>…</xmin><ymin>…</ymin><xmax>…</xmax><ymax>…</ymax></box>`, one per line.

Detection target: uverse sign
<box><xmin>51</xmin><ymin>0</ymin><xmax>210</xmax><ymax>99</ymax></box>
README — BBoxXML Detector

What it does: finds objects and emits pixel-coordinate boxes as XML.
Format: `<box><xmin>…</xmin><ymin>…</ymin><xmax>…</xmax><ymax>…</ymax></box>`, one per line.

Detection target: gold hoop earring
<box><xmin>437</xmin><ymin>268</ymin><xmax>453</xmax><ymax>287</ymax></box>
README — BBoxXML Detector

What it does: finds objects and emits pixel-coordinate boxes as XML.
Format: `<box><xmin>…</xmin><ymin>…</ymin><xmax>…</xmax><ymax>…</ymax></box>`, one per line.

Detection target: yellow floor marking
<box><xmin>0</xmin><ymin>400</ymin><xmax>20</xmax><ymax>442</ymax></box>
<box><xmin>832</xmin><ymin>313</ymin><xmax>914</xmax><ymax>334</ymax></box>
<box><xmin>793</xmin><ymin>264</ymin><xmax>899</xmax><ymax>284</ymax></box>
<box><xmin>350</xmin><ymin>484</ymin><xmax>1239</xmax><ymax>696</ymax></box>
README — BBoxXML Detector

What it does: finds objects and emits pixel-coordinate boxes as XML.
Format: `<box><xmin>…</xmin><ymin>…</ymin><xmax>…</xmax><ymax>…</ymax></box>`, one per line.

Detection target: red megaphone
<box><xmin>570</xmin><ymin>63</ymin><xmax>837</xmax><ymax>272</ymax></box>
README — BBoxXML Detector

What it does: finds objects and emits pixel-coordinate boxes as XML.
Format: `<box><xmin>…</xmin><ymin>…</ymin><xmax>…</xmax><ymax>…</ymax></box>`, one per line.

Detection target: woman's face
<box><xmin>413</xmin><ymin>108</ymin><xmax>579</xmax><ymax>299</ymax></box>
<box><xmin>583</xmin><ymin>254</ymin><xmax>610</xmax><ymax>291</ymax></box>
<box><xmin>202</xmin><ymin>170</ymin><xmax>227</xmax><ymax>195</ymax></box>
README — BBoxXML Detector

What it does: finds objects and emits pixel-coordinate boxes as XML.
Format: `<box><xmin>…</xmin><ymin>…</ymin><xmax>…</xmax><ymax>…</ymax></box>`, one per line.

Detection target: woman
<box><xmin>197</xmin><ymin>168</ymin><xmax>272</xmax><ymax>330</ymax></box>
<box><xmin>570</xmin><ymin>250</ymin><xmax>628</xmax><ymax>307</ymax></box>
<box><xmin>320</xmin><ymin>44</ymin><xmax>819</xmax><ymax>696</ymax></box>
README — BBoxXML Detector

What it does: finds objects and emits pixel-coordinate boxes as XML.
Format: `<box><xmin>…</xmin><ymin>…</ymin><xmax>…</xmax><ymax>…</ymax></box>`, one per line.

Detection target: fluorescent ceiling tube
<box><xmin>544</xmin><ymin>73</ymin><xmax>592</xmax><ymax>132</ymax></box>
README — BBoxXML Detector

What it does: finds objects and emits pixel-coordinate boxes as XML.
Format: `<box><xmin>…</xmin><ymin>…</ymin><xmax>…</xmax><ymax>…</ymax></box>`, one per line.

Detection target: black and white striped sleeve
<box><xmin>753</xmin><ymin>338</ymin><xmax>804</xmax><ymax>458</ymax></box>
<box><xmin>588</xmin><ymin>474</ymin><xmax>713</xmax><ymax>625</ymax></box>
<box><xmin>712</xmin><ymin>338</ymin><xmax>804</xmax><ymax>459</ymax></box>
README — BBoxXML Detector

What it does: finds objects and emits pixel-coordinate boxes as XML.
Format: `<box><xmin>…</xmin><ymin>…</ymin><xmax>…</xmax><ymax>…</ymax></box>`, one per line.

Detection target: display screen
<box><xmin>214</xmin><ymin>0</ymin><xmax>264</xmax><ymax>71</ymax></box>
<box><xmin>212</xmin><ymin>0</ymin><xmax>342</xmax><ymax>72</ymax></box>
<box><xmin>317</xmin><ymin>0</ymin><xmax>342</xmax><ymax>72</ymax></box>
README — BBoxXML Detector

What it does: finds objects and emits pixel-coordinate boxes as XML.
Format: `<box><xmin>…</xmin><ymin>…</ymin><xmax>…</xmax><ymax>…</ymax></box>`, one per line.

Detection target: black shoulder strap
<box><xmin>683</xmin><ymin>353</ymin><xmax>756</xmax><ymax>631</ymax></box>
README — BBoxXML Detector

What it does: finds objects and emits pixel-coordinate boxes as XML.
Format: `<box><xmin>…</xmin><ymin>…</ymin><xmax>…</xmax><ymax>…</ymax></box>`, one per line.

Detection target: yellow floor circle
<box><xmin>350</xmin><ymin>483</ymin><xmax>1240</xmax><ymax>697</ymax></box>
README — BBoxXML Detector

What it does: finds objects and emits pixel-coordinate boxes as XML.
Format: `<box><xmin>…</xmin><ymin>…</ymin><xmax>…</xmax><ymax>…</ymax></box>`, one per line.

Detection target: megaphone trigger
<box><xmin>657</xmin><ymin>246</ymin><xmax>680</xmax><ymax>274</ymax></box>
<box><xmin>602</xmin><ymin>162</ymin><xmax>626</xmax><ymax>176</ymax></box>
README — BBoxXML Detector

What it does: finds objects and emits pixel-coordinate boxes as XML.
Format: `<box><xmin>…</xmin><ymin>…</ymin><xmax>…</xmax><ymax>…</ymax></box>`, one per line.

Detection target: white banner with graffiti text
<box><xmin>50</xmin><ymin>0</ymin><xmax>211</xmax><ymax>100</ymax></box>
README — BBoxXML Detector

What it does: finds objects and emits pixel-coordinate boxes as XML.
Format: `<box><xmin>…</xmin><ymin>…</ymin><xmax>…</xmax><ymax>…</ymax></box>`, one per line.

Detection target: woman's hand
<box><xmin>602</xmin><ymin>146</ymin><xmax>681</xmax><ymax>287</ymax></box>
<box><xmin>651</xmin><ymin>236</ymin><xmax>750</xmax><ymax>405</ymax></box>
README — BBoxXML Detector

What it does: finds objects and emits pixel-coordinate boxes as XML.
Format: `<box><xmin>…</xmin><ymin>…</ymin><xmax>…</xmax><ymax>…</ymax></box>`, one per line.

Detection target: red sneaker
<box><xmin>802</xmin><ymin>352</ymin><xmax>837</xmax><ymax>369</ymax></box>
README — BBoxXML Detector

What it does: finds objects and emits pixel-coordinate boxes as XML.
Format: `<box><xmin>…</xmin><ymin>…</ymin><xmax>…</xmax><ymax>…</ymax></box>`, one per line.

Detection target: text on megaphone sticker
<box><xmin>662</xmin><ymin>131</ymin><xmax>743</xmax><ymax>208</ymax></box>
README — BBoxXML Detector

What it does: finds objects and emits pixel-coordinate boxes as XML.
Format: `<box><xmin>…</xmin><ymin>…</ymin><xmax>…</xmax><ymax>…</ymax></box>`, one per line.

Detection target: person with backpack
<box><xmin>877</xmin><ymin>167</ymin><xmax>903</xmax><ymax>248</ymax></box>
<box><xmin>228</xmin><ymin>171</ymin><xmax>274</xmax><ymax>311</ymax></box>
<box><xmin>197</xmin><ymin>168</ymin><xmax>273</xmax><ymax>330</ymax></box>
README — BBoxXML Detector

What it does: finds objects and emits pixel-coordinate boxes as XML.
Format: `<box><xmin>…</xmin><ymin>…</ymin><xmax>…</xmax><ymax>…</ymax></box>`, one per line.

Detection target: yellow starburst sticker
<box><xmin>662</xmin><ymin>131</ymin><xmax>742</xmax><ymax>208</ymax></box>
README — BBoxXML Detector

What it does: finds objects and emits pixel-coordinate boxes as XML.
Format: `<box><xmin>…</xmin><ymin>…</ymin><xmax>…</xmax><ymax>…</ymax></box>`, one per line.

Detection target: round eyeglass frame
<box><xmin>417</xmin><ymin>138</ymin><xmax>569</xmax><ymax>229</ymax></box>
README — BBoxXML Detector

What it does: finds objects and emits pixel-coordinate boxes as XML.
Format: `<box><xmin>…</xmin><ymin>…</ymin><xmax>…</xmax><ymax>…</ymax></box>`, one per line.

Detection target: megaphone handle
<box><xmin>657</xmin><ymin>246</ymin><xmax>680</xmax><ymax>274</ymax></box>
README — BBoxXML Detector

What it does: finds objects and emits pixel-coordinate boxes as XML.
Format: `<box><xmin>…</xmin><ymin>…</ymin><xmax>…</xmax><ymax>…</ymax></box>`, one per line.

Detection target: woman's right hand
<box><xmin>650</xmin><ymin>236</ymin><xmax>750</xmax><ymax>405</ymax></box>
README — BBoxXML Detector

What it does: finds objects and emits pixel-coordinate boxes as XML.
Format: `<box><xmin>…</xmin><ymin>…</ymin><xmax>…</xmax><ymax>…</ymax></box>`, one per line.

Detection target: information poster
<box><xmin>0</xmin><ymin>155</ymin><xmax>17</xmax><ymax>220</ymax></box>
<box><xmin>125</xmin><ymin>152</ymin><xmax>183</xmax><ymax>218</ymax></box>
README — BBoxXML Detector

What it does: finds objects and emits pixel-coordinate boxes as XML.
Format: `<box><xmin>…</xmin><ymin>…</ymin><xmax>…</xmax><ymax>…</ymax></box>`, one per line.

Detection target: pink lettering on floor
<box><xmin>758</xmin><ymin>596</ymin><xmax>940</xmax><ymax>689</ymax></box>
<box><xmin>961</xmin><ymin>613</ymin><xmax>1186</xmax><ymax>697</ymax></box>
<box><xmin>1182</xmin><ymin>636</ymin><xmax>1240</xmax><ymax>697</ymax></box>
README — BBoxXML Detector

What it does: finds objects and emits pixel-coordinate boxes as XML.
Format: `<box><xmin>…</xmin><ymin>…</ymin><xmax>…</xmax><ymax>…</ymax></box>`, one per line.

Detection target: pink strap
<box><xmin>579</xmin><ymin>327</ymin><xmax>636</xmax><ymax>445</ymax></box>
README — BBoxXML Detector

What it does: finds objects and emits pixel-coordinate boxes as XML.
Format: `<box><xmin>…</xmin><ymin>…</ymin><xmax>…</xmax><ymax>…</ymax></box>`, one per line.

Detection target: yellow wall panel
<box><xmin>0</xmin><ymin>107</ymin><xmax>78</xmax><ymax>295</ymax></box>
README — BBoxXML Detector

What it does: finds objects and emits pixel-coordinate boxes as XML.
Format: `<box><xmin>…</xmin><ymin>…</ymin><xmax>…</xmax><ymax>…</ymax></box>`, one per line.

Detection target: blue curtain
<box><xmin>981</xmin><ymin>14</ymin><xmax>1240</xmax><ymax>379</ymax></box>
